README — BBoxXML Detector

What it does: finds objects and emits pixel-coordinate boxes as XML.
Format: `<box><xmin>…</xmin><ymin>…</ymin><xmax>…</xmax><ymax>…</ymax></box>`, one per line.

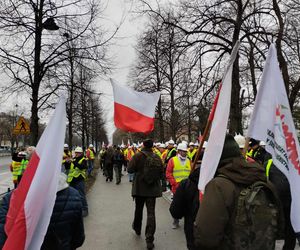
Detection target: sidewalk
<box><xmin>81</xmin><ymin>171</ymin><xmax>186</xmax><ymax>250</ymax></box>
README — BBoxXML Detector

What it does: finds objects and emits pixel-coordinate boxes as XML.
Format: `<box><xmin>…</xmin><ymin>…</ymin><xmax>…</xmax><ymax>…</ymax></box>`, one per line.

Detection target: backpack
<box><xmin>221</xmin><ymin>178</ymin><xmax>284</xmax><ymax>250</ymax></box>
<box><xmin>141</xmin><ymin>151</ymin><xmax>163</xmax><ymax>185</ymax></box>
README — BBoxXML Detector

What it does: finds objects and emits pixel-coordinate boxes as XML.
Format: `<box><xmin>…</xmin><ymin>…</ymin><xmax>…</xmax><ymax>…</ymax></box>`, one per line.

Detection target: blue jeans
<box><xmin>87</xmin><ymin>160</ymin><xmax>94</xmax><ymax>175</ymax></box>
<box><xmin>70</xmin><ymin>179</ymin><xmax>88</xmax><ymax>211</ymax></box>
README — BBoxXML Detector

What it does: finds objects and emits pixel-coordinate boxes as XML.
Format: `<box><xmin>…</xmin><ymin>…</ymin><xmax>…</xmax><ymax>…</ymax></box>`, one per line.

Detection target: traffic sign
<box><xmin>12</xmin><ymin>116</ymin><xmax>30</xmax><ymax>135</ymax></box>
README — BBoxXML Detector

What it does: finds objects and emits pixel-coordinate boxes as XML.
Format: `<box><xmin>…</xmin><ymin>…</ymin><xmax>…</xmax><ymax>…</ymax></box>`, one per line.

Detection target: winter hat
<box><xmin>220</xmin><ymin>134</ymin><xmax>241</xmax><ymax>161</ymax></box>
<box><xmin>249</xmin><ymin>138</ymin><xmax>260</xmax><ymax>147</ymax></box>
<box><xmin>143</xmin><ymin>139</ymin><xmax>153</xmax><ymax>149</ymax></box>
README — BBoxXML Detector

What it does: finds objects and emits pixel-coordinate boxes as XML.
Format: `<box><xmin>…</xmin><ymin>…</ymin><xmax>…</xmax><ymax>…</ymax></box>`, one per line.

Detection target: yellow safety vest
<box><xmin>67</xmin><ymin>157</ymin><xmax>87</xmax><ymax>183</ymax></box>
<box><xmin>187</xmin><ymin>149</ymin><xmax>197</xmax><ymax>160</ymax></box>
<box><xmin>167</xmin><ymin>148</ymin><xmax>177</xmax><ymax>160</ymax></box>
<box><xmin>172</xmin><ymin>156</ymin><xmax>191</xmax><ymax>183</ymax></box>
<box><xmin>18</xmin><ymin>159</ymin><xmax>28</xmax><ymax>176</ymax></box>
<box><xmin>266</xmin><ymin>159</ymin><xmax>273</xmax><ymax>180</ymax></box>
<box><xmin>153</xmin><ymin>148</ymin><xmax>162</xmax><ymax>158</ymax></box>
<box><xmin>87</xmin><ymin>148</ymin><xmax>95</xmax><ymax>160</ymax></box>
<box><xmin>11</xmin><ymin>161</ymin><xmax>21</xmax><ymax>181</ymax></box>
<box><xmin>62</xmin><ymin>151</ymin><xmax>72</xmax><ymax>163</ymax></box>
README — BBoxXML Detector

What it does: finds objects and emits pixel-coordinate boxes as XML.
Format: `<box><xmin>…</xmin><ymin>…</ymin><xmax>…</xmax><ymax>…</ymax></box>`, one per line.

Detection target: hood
<box><xmin>57</xmin><ymin>172</ymin><xmax>69</xmax><ymax>192</ymax></box>
<box><xmin>216</xmin><ymin>157</ymin><xmax>266</xmax><ymax>186</ymax></box>
<box><xmin>189</xmin><ymin>167</ymin><xmax>200</xmax><ymax>184</ymax></box>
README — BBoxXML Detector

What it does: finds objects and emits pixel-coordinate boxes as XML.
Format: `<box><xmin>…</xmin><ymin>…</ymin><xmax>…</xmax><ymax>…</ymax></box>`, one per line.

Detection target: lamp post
<box><xmin>30</xmin><ymin>2</ymin><xmax>59</xmax><ymax>145</ymax></box>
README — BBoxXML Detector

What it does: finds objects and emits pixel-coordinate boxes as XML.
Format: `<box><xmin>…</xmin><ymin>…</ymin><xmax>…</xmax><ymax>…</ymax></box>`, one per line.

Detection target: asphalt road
<box><xmin>0</xmin><ymin>156</ymin><xmax>13</xmax><ymax>194</ymax></box>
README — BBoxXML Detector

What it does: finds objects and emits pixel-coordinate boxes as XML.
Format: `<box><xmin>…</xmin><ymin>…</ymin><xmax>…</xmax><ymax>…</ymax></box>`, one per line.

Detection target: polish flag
<box><xmin>247</xmin><ymin>44</ymin><xmax>300</xmax><ymax>233</ymax></box>
<box><xmin>198</xmin><ymin>41</ymin><xmax>240</xmax><ymax>194</ymax></box>
<box><xmin>111</xmin><ymin>79</ymin><xmax>160</xmax><ymax>133</ymax></box>
<box><xmin>4</xmin><ymin>97</ymin><xmax>66</xmax><ymax>250</ymax></box>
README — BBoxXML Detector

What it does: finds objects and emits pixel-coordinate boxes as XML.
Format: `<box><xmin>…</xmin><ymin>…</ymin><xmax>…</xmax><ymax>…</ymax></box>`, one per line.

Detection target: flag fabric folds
<box><xmin>247</xmin><ymin>44</ymin><xmax>300</xmax><ymax>233</ymax></box>
<box><xmin>111</xmin><ymin>78</ymin><xmax>160</xmax><ymax>134</ymax></box>
<box><xmin>198</xmin><ymin>41</ymin><xmax>240</xmax><ymax>193</ymax></box>
<box><xmin>4</xmin><ymin>97</ymin><xmax>67</xmax><ymax>250</ymax></box>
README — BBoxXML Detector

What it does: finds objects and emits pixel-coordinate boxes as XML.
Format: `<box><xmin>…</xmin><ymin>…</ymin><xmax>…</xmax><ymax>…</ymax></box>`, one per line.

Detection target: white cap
<box><xmin>165</xmin><ymin>142</ymin><xmax>169</xmax><ymax>147</ymax></box>
<box><xmin>194</xmin><ymin>142</ymin><xmax>199</xmax><ymax>147</ymax></box>
<box><xmin>89</xmin><ymin>144</ymin><xmax>94</xmax><ymax>148</ymax></box>
<box><xmin>168</xmin><ymin>139</ymin><xmax>175</xmax><ymax>145</ymax></box>
<box><xmin>75</xmin><ymin>147</ymin><xmax>83</xmax><ymax>153</ymax></box>
<box><xmin>259</xmin><ymin>141</ymin><xmax>266</xmax><ymax>146</ymax></box>
<box><xmin>189</xmin><ymin>142</ymin><xmax>194</xmax><ymax>146</ymax></box>
<box><xmin>177</xmin><ymin>143</ymin><xmax>188</xmax><ymax>152</ymax></box>
<box><xmin>159</xmin><ymin>143</ymin><xmax>166</xmax><ymax>148</ymax></box>
<box><xmin>234</xmin><ymin>134</ymin><xmax>246</xmax><ymax>149</ymax></box>
<box><xmin>203</xmin><ymin>141</ymin><xmax>208</xmax><ymax>148</ymax></box>
<box><xmin>64</xmin><ymin>144</ymin><xmax>69</xmax><ymax>148</ymax></box>
<box><xmin>18</xmin><ymin>151</ymin><xmax>27</xmax><ymax>157</ymax></box>
<box><xmin>155</xmin><ymin>142</ymin><xmax>161</xmax><ymax>147</ymax></box>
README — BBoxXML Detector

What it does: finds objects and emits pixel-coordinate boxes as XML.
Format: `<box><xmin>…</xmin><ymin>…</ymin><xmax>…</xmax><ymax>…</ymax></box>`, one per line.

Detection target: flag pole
<box><xmin>191</xmin><ymin>84</ymin><xmax>222</xmax><ymax>171</ymax></box>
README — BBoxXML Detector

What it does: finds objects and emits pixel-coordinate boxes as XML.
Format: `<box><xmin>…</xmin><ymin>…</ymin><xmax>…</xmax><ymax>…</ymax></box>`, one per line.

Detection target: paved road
<box><xmin>81</xmin><ymin>171</ymin><xmax>186</xmax><ymax>250</ymax></box>
<box><xmin>0</xmin><ymin>156</ymin><xmax>13</xmax><ymax>194</ymax></box>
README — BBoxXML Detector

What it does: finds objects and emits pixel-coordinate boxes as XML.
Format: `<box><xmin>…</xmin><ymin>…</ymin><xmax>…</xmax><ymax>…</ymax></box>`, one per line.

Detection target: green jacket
<box><xmin>128</xmin><ymin>148</ymin><xmax>163</xmax><ymax>198</ymax></box>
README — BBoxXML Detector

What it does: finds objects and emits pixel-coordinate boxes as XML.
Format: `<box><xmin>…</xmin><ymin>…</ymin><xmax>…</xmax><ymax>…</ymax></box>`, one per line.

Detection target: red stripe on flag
<box><xmin>114</xmin><ymin>102</ymin><xmax>155</xmax><ymax>133</ymax></box>
<box><xmin>4</xmin><ymin>151</ymin><xmax>40</xmax><ymax>250</ymax></box>
<box><xmin>208</xmin><ymin>84</ymin><xmax>222</xmax><ymax>122</ymax></box>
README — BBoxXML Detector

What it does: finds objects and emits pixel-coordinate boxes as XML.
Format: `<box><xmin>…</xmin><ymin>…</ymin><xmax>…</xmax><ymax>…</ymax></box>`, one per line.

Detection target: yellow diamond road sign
<box><xmin>13</xmin><ymin>116</ymin><xmax>30</xmax><ymax>135</ymax></box>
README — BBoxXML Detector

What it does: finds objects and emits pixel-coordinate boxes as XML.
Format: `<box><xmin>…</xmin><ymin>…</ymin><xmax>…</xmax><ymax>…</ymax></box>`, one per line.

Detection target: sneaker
<box><xmin>132</xmin><ymin>223</ymin><xmax>141</xmax><ymax>236</ymax></box>
<box><xmin>146</xmin><ymin>242</ymin><xmax>154</xmax><ymax>250</ymax></box>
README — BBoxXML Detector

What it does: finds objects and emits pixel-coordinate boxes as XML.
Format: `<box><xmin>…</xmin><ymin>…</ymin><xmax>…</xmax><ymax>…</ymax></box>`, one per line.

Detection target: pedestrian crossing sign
<box><xmin>13</xmin><ymin>116</ymin><xmax>30</xmax><ymax>135</ymax></box>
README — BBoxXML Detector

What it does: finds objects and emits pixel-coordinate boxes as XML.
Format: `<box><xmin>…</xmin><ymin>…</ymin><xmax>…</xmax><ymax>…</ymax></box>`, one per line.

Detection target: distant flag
<box><xmin>247</xmin><ymin>44</ymin><xmax>300</xmax><ymax>233</ymax></box>
<box><xmin>4</xmin><ymin>97</ymin><xmax>66</xmax><ymax>250</ymax></box>
<box><xmin>111</xmin><ymin>78</ymin><xmax>160</xmax><ymax>133</ymax></box>
<box><xmin>198</xmin><ymin>41</ymin><xmax>240</xmax><ymax>194</ymax></box>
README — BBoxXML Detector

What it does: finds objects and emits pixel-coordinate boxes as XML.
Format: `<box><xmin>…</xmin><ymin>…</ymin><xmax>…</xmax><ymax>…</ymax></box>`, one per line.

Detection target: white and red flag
<box><xmin>247</xmin><ymin>44</ymin><xmax>300</xmax><ymax>233</ymax></box>
<box><xmin>4</xmin><ymin>97</ymin><xmax>66</xmax><ymax>250</ymax></box>
<box><xmin>198</xmin><ymin>41</ymin><xmax>240</xmax><ymax>194</ymax></box>
<box><xmin>110</xmin><ymin>78</ymin><xmax>160</xmax><ymax>133</ymax></box>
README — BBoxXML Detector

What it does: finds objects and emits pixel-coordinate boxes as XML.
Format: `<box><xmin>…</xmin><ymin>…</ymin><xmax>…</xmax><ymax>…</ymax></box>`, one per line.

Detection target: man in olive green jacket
<box><xmin>128</xmin><ymin>139</ymin><xmax>163</xmax><ymax>250</ymax></box>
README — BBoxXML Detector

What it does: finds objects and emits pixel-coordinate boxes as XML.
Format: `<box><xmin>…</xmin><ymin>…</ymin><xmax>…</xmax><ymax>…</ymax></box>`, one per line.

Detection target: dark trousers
<box><xmin>113</xmin><ymin>164</ymin><xmax>122</xmax><ymax>183</ymax></box>
<box><xmin>133</xmin><ymin>197</ymin><xmax>156</xmax><ymax>243</ymax></box>
<box><xmin>70</xmin><ymin>179</ymin><xmax>88</xmax><ymax>211</ymax></box>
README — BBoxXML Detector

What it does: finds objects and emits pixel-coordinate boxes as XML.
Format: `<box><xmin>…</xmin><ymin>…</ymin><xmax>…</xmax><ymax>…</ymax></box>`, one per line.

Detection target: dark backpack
<box><xmin>141</xmin><ymin>152</ymin><xmax>163</xmax><ymax>185</ymax></box>
<box><xmin>221</xmin><ymin>178</ymin><xmax>284</xmax><ymax>250</ymax></box>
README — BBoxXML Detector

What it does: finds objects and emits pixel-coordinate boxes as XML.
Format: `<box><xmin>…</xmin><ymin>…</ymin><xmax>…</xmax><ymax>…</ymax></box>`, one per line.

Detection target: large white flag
<box><xmin>198</xmin><ymin>41</ymin><xmax>240</xmax><ymax>192</ymax></box>
<box><xmin>4</xmin><ymin>97</ymin><xmax>66</xmax><ymax>250</ymax></box>
<box><xmin>247</xmin><ymin>44</ymin><xmax>300</xmax><ymax>233</ymax></box>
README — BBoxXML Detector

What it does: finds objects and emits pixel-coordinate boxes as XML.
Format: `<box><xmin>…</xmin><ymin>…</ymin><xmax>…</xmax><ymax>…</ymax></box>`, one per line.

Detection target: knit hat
<box><xmin>220</xmin><ymin>134</ymin><xmax>241</xmax><ymax>161</ymax></box>
<box><xmin>143</xmin><ymin>139</ymin><xmax>153</xmax><ymax>149</ymax></box>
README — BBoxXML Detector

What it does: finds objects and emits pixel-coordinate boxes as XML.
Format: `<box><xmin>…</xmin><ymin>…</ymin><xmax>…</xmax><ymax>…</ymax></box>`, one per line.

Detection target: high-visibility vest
<box><xmin>11</xmin><ymin>161</ymin><xmax>21</xmax><ymax>181</ymax></box>
<box><xmin>123</xmin><ymin>148</ymin><xmax>128</xmax><ymax>161</ymax></box>
<box><xmin>19</xmin><ymin>159</ymin><xmax>28</xmax><ymax>176</ymax></box>
<box><xmin>87</xmin><ymin>148</ymin><xmax>95</xmax><ymax>160</ymax></box>
<box><xmin>153</xmin><ymin>148</ymin><xmax>162</xmax><ymax>158</ymax></box>
<box><xmin>127</xmin><ymin>149</ymin><xmax>135</xmax><ymax>161</ymax></box>
<box><xmin>161</xmin><ymin>150</ymin><xmax>167</xmax><ymax>162</ymax></box>
<box><xmin>187</xmin><ymin>148</ymin><xmax>197</xmax><ymax>160</ymax></box>
<box><xmin>266</xmin><ymin>159</ymin><xmax>273</xmax><ymax>180</ymax></box>
<box><xmin>166</xmin><ymin>148</ymin><xmax>177</xmax><ymax>160</ymax></box>
<box><xmin>67</xmin><ymin>157</ymin><xmax>87</xmax><ymax>183</ymax></box>
<box><xmin>62</xmin><ymin>151</ymin><xmax>72</xmax><ymax>163</ymax></box>
<box><xmin>172</xmin><ymin>156</ymin><xmax>191</xmax><ymax>183</ymax></box>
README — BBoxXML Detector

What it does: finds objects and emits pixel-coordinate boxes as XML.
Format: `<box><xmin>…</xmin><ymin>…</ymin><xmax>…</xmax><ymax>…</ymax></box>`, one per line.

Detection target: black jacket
<box><xmin>170</xmin><ymin>167</ymin><xmax>200</xmax><ymax>250</ymax></box>
<box><xmin>0</xmin><ymin>187</ymin><xmax>85</xmax><ymax>250</ymax></box>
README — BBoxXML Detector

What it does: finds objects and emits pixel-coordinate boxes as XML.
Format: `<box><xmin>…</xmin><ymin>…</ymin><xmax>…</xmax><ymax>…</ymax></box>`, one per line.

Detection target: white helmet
<box><xmin>177</xmin><ymin>143</ymin><xmax>188</xmax><ymax>152</ymax></box>
<box><xmin>159</xmin><ymin>143</ymin><xmax>166</xmax><ymax>148</ymax></box>
<box><xmin>75</xmin><ymin>147</ymin><xmax>83</xmax><ymax>153</ymax></box>
<box><xmin>89</xmin><ymin>144</ymin><xmax>94</xmax><ymax>148</ymax></box>
<box><xmin>168</xmin><ymin>139</ymin><xmax>175</xmax><ymax>145</ymax></box>
<box><xmin>64</xmin><ymin>144</ymin><xmax>69</xmax><ymax>148</ymax></box>
<box><xmin>155</xmin><ymin>142</ymin><xmax>161</xmax><ymax>147</ymax></box>
<box><xmin>259</xmin><ymin>141</ymin><xmax>266</xmax><ymax>146</ymax></box>
<box><xmin>234</xmin><ymin>134</ymin><xmax>246</xmax><ymax>149</ymax></box>
<box><xmin>194</xmin><ymin>141</ymin><xmax>199</xmax><ymax>147</ymax></box>
<box><xmin>189</xmin><ymin>142</ymin><xmax>194</xmax><ymax>146</ymax></box>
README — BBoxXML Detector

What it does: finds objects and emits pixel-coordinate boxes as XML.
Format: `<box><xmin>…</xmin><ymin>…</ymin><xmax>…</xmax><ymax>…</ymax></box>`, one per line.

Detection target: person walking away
<box><xmin>86</xmin><ymin>144</ymin><xmax>96</xmax><ymax>176</ymax></box>
<box><xmin>194</xmin><ymin>134</ymin><xmax>284</xmax><ymax>250</ymax></box>
<box><xmin>166</xmin><ymin>143</ymin><xmax>191</xmax><ymax>229</ymax></box>
<box><xmin>170</xmin><ymin>166</ymin><xmax>200</xmax><ymax>250</ymax></box>
<box><xmin>128</xmin><ymin>139</ymin><xmax>163</xmax><ymax>250</ymax></box>
<box><xmin>104</xmin><ymin>146</ymin><xmax>114</xmax><ymax>182</ymax></box>
<box><xmin>10</xmin><ymin>151</ymin><xmax>26</xmax><ymax>189</ymax></box>
<box><xmin>99</xmin><ymin>146</ymin><xmax>107</xmax><ymax>171</ymax></box>
<box><xmin>113</xmin><ymin>146</ymin><xmax>125</xmax><ymax>185</ymax></box>
<box><xmin>67</xmin><ymin>147</ymin><xmax>89</xmax><ymax>217</ymax></box>
<box><xmin>0</xmin><ymin>172</ymin><xmax>85</xmax><ymax>249</ymax></box>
